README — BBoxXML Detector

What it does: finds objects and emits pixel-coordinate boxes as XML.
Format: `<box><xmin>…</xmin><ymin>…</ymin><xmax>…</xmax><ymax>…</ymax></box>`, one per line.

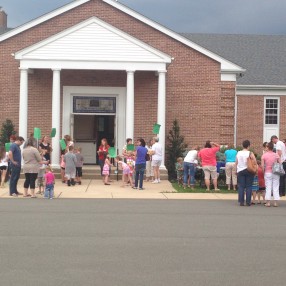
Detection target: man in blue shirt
<box><xmin>8</xmin><ymin>136</ymin><xmax>25</xmax><ymax>196</ymax></box>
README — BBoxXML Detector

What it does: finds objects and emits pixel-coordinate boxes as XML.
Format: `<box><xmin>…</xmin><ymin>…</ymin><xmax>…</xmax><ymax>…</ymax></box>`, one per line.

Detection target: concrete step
<box><xmin>20</xmin><ymin>165</ymin><xmax>169</xmax><ymax>180</ymax></box>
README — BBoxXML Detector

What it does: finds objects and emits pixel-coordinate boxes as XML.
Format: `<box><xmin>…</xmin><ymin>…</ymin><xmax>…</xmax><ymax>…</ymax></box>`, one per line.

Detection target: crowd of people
<box><xmin>0</xmin><ymin>134</ymin><xmax>163</xmax><ymax>198</ymax></box>
<box><xmin>176</xmin><ymin>135</ymin><xmax>286</xmax><ymax>207</ymax></box>
<box><xmin>1</xmin><ymin>132</ymin><xmax>286</xmax><ymax>206</ymax></box>
<box><xmin>96</xmin><ymin>137</ymin><xmax>162</xmax><ymax>190</ymax></box>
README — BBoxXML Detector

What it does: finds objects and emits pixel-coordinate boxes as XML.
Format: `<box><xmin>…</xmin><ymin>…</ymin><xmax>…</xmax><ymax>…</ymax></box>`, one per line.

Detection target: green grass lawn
<box><xmin>171</xmin><ymin>182</ymin><xmax>237</xmax><ymax>193</ymax></box>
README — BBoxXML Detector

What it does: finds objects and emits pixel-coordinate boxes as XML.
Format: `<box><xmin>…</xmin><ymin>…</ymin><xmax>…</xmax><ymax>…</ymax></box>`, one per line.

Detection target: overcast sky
<box><xmin>1</xmin><ymin>0</ymin><xmax>286</xmax><ymax>35</ymax></box>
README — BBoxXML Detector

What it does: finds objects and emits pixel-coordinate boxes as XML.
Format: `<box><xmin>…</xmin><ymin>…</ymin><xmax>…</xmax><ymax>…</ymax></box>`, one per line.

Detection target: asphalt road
<box><xmin>1</xmin><ymin>199</ymin><xmax>286</xmax><ymax>286</ymax></box>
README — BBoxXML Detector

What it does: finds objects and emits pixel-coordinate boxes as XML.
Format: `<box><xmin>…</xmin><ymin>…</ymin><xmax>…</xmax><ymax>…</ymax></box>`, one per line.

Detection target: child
<box><xmin>0</xmin><ymin>146</ymin><xmax>9</xmax><ymax>188</ymax></box>
<box><xmin>145</xmin><ymin>140</ymin><xmax>154</xmax><ymax>182</ymax></box>
<box><xmin>257</xmin><ymin>160</ymin><xmax>266</xmax><ymax>204</ymax></box>
<box><xmin>175</xmin><ymin>157</ymin><xmax>184</xmax><ymax>187</ymax></box>
<box><xmin>75</xmin><ymin>147</ymin><xmax>84</xmax><ymax>185</ymax></box>
<box><xmin>126</xmin><ymin>151</ymin><xmax>135</xmax><ymax>185</ymax></box>
<box><xmin>251</xmin><ymin>171</ymin><xmax>259</xmax><ymax>204</ymax></box>
<box><xmin>60</xmin><ymin>149</ymin><xmax>66</xmax><ymax>183</ymax></box>
<box><xmin>37</xmin><ymin>150</ymin><xmax>48</xmax><ymax>195</ymax></box>
<box><xmin>64</xmin><ymin>146</ymin><xmax>77</xmax><ymax>186</ymax></box>
<box><xmin>116</xmin><ymin>156</ymin><xmax>133</xmax><ymax>187</ymax></box>
<box><xmin>44</xmin><ymin>166</ymin><xmax>55</xmax><ymax>199</ymax></box>
<box><xmin>102</xmin><ymin>154</ymin><xmax>112</xmax><ymax>185</ymax></box>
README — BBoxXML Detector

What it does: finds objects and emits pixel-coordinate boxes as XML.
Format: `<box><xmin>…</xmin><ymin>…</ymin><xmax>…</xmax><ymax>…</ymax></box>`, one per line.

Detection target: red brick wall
<box><xmin>0</xmin><ymin>0</ymin><xmax>232</xmax><ymax>150</ymax></box>
<box><xmin>237</xmin><ymin>96</ymin><xmax>264</xmax><ymax>153</ymax></box>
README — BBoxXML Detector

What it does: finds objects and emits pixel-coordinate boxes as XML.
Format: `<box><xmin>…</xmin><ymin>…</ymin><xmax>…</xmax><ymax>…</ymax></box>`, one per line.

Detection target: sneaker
<box><xmin>158</xmin><ymin>179</ymin><xmax>161</xmax><ymax>183</ymax></box>
<box><xmin>11</xmin><ymin>193</ymin><xmax>18</xmax><ymax>197</ymax></box>
<box><xmin>50</xmin><ymin>198</ymin><xmax>53</xmax><ymax>200</ymax></box>
<box><xmin>152</xmin><ymin>180</ymin><xmax>158</xmax><ymax>184</ymax></box>
<box><xmin>139</xmin><ymin>188</ymin><xmax>145</xmax><ymax>190</ymax></box>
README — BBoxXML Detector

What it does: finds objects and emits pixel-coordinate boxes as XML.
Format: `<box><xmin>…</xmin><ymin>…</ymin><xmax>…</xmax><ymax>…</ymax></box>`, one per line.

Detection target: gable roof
<box><xmin>0</xmin><ymin>0</ymin><xmax>244</xmax><ymax>74</ymax></box>
<box><xmin>182</xmin><ymin>33</ymin><xmax>286</xmax><ymax>86</ymax></box>
<box><xmin>15</xmin><ymin>16</ymin><xmax>171</xmax><ymax>71</ymax></box>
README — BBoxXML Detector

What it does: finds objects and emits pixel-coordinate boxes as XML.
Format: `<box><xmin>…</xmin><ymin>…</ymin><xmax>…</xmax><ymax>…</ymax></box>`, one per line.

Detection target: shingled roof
<box><xmin>181</xmin><ymin>33</ymin><xmax>286</xmax><ymax>86</ymax></box>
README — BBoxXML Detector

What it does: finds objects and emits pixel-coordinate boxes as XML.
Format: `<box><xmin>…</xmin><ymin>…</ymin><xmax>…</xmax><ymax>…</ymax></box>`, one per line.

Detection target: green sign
<box><xmin>126</xmin><ymin>144</ymin><xmax>135</xmax><ymax>151</ymax></box>
<box><xmin>34</xmin><ymin>127</ymin><xmax>41</xmax><ymax>140</ymax></box>
<box><xmin>153</xmin><ymin>123</ymin><xmax>161</xmax><ymax>134</ymax></box>
<box><xmin>5</xmin><ymin>143</ymin><xmax>11</xmax><ymax>152</ymax></box>
<box><xmin>108</xmin><ymin>147</ymin><xmax>117</xmax><ymax>158</ymax></box>
<box><xmin>60</xmin><ymin>139</ymin><xmax>67</xmax><ymax>150</ymax></box>
<box><xmin>50</xmin><ymin>128</ymin><xmax>56</xmax><ymax>138</ymax></box>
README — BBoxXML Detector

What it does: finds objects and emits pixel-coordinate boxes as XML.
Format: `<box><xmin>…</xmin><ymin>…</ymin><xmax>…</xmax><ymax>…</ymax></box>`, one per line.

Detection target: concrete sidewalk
<box><xmin>1</xmin><ymin>179</ymin><xmax>285</xmax><ymax>200</ymax></box>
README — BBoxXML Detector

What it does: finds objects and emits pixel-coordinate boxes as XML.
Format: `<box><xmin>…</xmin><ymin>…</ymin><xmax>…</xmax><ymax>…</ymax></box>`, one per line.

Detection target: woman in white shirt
<box><xmin>183</xmin><ymin>146</ymin><xmax>199</xmax><ymax>189</ymax></box>
<box><xmin>235</xmin><ymin>140</ymin><xmax>256</xmax><ymax>206</ymax></box>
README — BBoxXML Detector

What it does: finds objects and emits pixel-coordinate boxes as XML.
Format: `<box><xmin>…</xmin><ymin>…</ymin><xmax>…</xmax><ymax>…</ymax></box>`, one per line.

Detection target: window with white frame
<box><xmin>265</xmin><ymin>98</ymin><xmax>278</xmax><ymax>125</ymax></box>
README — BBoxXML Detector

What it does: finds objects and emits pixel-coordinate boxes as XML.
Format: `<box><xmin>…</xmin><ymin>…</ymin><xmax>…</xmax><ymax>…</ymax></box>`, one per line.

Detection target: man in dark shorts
<box><xmin>8</xmin><ymin>136</ymin><xmax>25</xmax><ymax>197</ymax></box>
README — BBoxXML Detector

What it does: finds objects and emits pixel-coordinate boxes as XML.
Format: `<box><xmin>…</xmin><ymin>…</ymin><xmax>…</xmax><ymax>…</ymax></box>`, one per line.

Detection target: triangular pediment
<box><xmin>15</xmin><ymin>17</ymin><xmax>171</xmax><ymax>63</ymax></box>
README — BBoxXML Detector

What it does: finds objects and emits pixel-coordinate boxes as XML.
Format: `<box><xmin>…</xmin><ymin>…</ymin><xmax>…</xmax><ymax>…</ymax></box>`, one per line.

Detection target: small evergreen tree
<box><xmin>0</xmin><ymin>119</ymin><xmax>16</xmax><ymax>145</ymax></box>
<box><xmin>166</xmin><ymin>119</ymin><xmax>188</xmax><ymax>180</ymax></box>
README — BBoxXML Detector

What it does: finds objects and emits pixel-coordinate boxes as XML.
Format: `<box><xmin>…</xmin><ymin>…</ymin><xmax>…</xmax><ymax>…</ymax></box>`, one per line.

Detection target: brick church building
<box><xmin>0</xmin><ymin>0</ymin><xmax>285</xmax><ymax>167</ymax></box>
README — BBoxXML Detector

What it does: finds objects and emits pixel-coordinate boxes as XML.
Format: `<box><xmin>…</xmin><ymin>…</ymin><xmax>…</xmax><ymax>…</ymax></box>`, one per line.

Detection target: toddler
<box><xmin>60</xmin><ymin>149</ymin><xmax>67</xmax><ymax>183</ymax></box>
<box><xmin>64</xmin><ymin>146</ymin><xmax>77</xmax><ymax>186</ymax></box>
<box><xmin>102</xmin><ymin>154</ymin><xmax>112</xmax><ymax>185</ymax></box>
<box><xmin>175</xmin><ymin>157</ymin><xmax>184</xmax><ymax>186</ymax></box>
<box><xmin>257</xmin><ymin>160</ymin><xmax>266</xmax><ymax>204</ymax></box>
<box><xmin>126</xmin><ymin>151</ymin><xmax>135</xmax><ymax>185</ymax></box>
<box><xmin>44</xmin><ymin>166</ymin><xmax>55</xmax><ymax>199</ymax></box>
<box><xmin>37</xmin><ymin>150</ymin><xmax>48</xmax><ymax>195</ymax></box>
<box><xmin>116</xmin><ymin>156</ymin><xmax>133</xmax><ymax>187</ymax></box>
<box><xmin>75</xmin><ymin>147</ymin><xmax>84</xmax><ymax>185</ymax></box>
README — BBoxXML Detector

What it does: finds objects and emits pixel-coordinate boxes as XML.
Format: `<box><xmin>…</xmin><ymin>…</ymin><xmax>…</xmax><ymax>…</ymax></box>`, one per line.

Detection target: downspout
<box><xmin>234</xmin><ymin>84</ymin><xmax>238</xmax><ymax>147</ymax></box>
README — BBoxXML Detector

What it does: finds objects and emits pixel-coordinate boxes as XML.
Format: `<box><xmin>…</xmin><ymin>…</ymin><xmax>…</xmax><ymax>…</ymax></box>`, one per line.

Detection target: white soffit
<box><xmin>15</xmin><ymin>17</ymin><xmax>172</xmax><ymax>63</ymax></box>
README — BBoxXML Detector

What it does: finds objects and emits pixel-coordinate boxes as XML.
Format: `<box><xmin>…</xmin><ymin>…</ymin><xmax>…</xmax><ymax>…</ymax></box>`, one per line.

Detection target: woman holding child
<box><xmin>39</xmin><ymin>136</ymin><xmax>52</xmax><ymax>163</ymax></box>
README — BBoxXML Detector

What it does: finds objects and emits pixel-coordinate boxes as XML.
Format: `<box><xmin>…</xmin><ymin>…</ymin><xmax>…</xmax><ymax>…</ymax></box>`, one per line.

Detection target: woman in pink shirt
<box><xmin>261</xmin><ymin>142</ymin><xmax>281</xmax><ymax>207</ymax></box>
<box><xmin>198</xmin><ymin>141</ymin><xmax>220</xmax><ymax>192</ymax></box>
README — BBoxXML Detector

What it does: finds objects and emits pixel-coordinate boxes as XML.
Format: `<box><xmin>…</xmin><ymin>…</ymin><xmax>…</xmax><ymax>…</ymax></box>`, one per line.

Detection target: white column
<box><xmin>126</xmin><ymin>70</ymin><xmax>135</xmax><ymax>140</ymax></box>
<box><xmin>19</xmin><ymin>68</ymin><xmax>28</xmax><ymax>140</ymax></box>
<box><xmin>51</xmin><ymin>69</ymin><xmax>61</xmax><ymax>168</ymax></box>
<box><xmin>157</xmin><ymin>70</ymin><xmax>167</xmax><ymax>169</ymax></box>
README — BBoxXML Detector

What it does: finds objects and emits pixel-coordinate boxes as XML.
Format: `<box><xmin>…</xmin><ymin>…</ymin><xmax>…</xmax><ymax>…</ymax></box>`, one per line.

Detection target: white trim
<box><xmin>237</xmin><ymin>85</ymin><xmax>286</xmax><ymax>96</ymax></box>
<box><xmin>0</xmin><ymin>0</ymin><xmax>244</xmax><ymax>73</ymax></box>
<box><xmin>221</xmin><ymin>73</ymin><xmax>237</xmax><ymax>82</ymax></box>
<box><xmin>18</xmin><ymin>59</ymin><xmax>167</xmax><ymax>71</ymax></box>
<box><xmin>63</xmin><ymin>86</ymin><xmax>126</xmax><ymax>155</ymax></box>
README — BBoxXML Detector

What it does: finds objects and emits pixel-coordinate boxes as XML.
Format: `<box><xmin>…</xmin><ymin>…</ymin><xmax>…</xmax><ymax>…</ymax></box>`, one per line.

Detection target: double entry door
<box><xmin>73</xmin><ymin>115</ymin><xmax>116</xmax><ymax>164</ymax></box>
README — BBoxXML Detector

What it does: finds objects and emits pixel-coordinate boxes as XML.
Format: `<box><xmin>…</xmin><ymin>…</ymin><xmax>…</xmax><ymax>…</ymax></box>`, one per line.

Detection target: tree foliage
<box><xmin>166</xmin><ymin>119</ymin><xmax>188</xmax><ymax>180</ymax></box>
<box><xmin>0</xmin><ymin>119</ymin><xmax>16</xmax><ymax>145</ymax></box>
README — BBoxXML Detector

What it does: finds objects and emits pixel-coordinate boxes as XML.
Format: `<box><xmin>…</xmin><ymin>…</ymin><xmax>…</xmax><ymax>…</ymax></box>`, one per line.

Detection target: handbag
<box><xmin>272</xmin><ymin>162</ymin><xmax>285</xmax><ymax>176</ymax></box>
<box><xmin>145</xmin><ymin>153</ymin><xmax>150</xmax><ymax>161</ymax></box>
<box><xmin>247</xmin><ymin>152</ymin><xmax>258</xmax><ymax>174</ymax></box>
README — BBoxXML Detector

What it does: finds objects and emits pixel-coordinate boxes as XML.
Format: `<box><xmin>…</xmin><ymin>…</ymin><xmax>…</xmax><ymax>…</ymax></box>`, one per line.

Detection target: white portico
<box><xmin>14</xmin><ymin>17</ymin><xmax>171</xmax><ymax>168</ymax></box>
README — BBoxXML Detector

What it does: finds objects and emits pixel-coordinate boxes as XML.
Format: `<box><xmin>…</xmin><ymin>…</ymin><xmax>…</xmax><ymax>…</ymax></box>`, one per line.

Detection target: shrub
<box><xmin>0</xmin><ymin>119</ymin><xmax>16</xmax><ymax>145</ymax></box>
<box><xmin>166</xmin><ymin>119</ymin><xmax>188</xmax><ymax>180</ymax></box>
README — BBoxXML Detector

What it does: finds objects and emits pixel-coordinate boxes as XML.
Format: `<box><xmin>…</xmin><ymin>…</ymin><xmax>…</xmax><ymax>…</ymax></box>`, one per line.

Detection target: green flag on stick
<box><xmin>5</xmin><ymin>143</ymin><xmax>11</xmax><ymax>152</ymax></box>
<box><xmin>34</xmin><ymin>127</ymin><xmax>41</xmax><ymax>140</ymax></box>
<box><xmin>126</xmin><ymin>144</ymin><xmax>135</xmax><ymax>151</ymax></box>
<box><xmin>50</xmin><ymin>128</ymin><xmax>56</xmax><ymax>138</ymax></box>
<box><xmin>108</xmin><ymin>147</ymin><xmax>117</xmax><ymax>158</ymax></box>
<box><xmin>153</xmin><ymin>123</ymin><xmax>161</xmax><ymax>134</ymax></box>
<box><xmin>60</xmin><ymin>139</ymin><xmax>67</xmax><ymax>150</ymax></box>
